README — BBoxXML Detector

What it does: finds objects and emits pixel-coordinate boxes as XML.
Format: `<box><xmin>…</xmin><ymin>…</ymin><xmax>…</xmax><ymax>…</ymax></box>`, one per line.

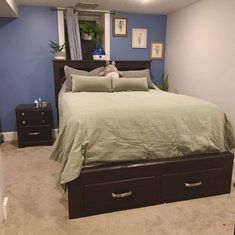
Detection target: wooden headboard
<box><xmin>53</xmin><ymin>60</ymin><xmax>152</xmax><ymax>112</ymax></box>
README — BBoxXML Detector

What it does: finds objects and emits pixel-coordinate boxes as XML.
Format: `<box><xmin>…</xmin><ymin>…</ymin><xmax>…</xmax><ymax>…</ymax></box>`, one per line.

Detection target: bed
<box><xmin>51</xmin><ymin>60</ymin><xmax>235</xmax><ymax>219</ymax></box>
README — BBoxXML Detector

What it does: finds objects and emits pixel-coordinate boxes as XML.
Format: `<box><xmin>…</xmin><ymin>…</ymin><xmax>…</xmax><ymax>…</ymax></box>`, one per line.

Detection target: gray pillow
<box><xmin>64</xmin><ymin>66</ymin><xmax>105</xmax><ymax>91</ymax></box>
<box><xmin>112</xmin><ymin>77</ymin><xmax>149</xmax><ymax>92</ymax></box>
<box><xmin>72</xmin><ymin>75</ymin><xmax>112</xmax><ymax>92</ymax></box>
<box><xmin>121</xmin><ymin>69</ymin><xmax>156</xmax><ymax>89</ymax></box>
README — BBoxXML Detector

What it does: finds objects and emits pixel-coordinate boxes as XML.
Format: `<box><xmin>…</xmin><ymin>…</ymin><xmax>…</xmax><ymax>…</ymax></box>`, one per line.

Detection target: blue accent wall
<box><xmin>110</xmin><ymin>13</ymin><xmax>167</xmax><ymax>84</ymax></box>
<box><xmin>0</xmin><ymin>7</ymin><xmax>167</xmax><ymax>132</ymax></box>
<box><xmin>0</xmin><ymin>6</ymin><xmax>58</xmax><ymax>132</ymax></box>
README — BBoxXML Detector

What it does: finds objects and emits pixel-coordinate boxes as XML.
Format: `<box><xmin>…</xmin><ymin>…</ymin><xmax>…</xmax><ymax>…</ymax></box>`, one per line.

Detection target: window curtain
<box><xmin>65</xmin><ymin>8</ymin><xmax>83</xmax><ymax>60</ymax></box>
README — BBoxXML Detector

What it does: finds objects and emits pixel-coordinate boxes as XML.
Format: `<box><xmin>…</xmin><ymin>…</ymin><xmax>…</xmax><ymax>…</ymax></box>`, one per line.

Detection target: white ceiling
<box><xmin>15</xmin><ymin>0</ymin><xmax>200</xmax><ymax>14</ymax></box>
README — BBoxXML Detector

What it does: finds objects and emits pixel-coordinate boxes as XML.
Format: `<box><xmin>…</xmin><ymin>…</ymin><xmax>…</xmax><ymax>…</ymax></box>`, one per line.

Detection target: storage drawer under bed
<box><xmin>83</xmin><ymin>176</ymin><xmax>159</xmax><ymax>215</ymax></box>
<box><xmin>67</xmin><ymin>152</ymin><xmax>233</xmax><ymax>219</ymax></box>
<box><xmin>161</xmin><ymin>168</ymin><xmax>222</xmax><ymax>202</ymax></box>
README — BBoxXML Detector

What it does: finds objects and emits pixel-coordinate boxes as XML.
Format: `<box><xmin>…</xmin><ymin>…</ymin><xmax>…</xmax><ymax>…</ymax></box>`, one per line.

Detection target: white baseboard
<box><xmin>52</xmin><ymin>129</ymin><xmax>59</xmax><ymax>139</ymax></box>
<box><xmin>1</xmin><ymin>129</ymin><xmax>58</xmax><ymax>142</ymax></box>
<box><xmin>1</xmin><ymin>132</ymin><xmax>17</xmax><ymax>142</ymax></box>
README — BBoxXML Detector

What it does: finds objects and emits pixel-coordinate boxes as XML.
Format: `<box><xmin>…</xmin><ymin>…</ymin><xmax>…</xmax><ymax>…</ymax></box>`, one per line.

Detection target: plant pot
<box><xmin>54</xmin><ymin>51</ymin><xmax>66</xmax><ymax>60</ymax></box>
<box><xmin>81</xmin><ymin>33</ymin><xmax>92</xmax><ymax>41</ymax></box>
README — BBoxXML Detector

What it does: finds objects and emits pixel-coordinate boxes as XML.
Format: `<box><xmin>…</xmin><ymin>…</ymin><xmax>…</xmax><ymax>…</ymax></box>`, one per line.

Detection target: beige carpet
<box><xmin>0</xmin><ymin>142</ymin><xmax>234</xmax><ymax>235</ymax></box>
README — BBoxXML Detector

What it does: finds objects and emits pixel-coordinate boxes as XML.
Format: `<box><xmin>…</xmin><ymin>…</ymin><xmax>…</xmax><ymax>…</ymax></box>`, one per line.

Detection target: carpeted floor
<box><xmin>0</xmin><ymin>142</ymin><xmax>234</xmax><ymax>235</ymax></box>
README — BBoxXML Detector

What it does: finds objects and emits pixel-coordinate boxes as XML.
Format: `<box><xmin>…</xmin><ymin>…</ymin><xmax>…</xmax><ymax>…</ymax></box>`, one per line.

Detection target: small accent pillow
<box><xmin>112</xmin><ymin>77</ymin><xmax>149</xmax><ymax>92</ymax></box>
<box><xmin>120</xmin><ymin>69</ymin><xmax>157</xmax><ymax>89</ymax></box>
<box><xmin>64</xmin><ymin>66</ymin><xmax>105</xmax><ymax>92</ymax></box>
<box><xmin>72</xmin><ymin>75</ymin><xmax>112</xmax><ymax>92</ymax></box>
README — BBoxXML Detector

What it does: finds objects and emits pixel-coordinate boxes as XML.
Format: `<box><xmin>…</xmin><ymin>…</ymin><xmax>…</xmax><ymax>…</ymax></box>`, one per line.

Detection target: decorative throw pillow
<box><xmin>72</xmin><ymin>75</ymin><xmax>112</xmax><ymax>92</ymax></box>
<box><xmin>112</xmin><ymin>77</ymin><xmax>149</xmax><ymax>92</ymax></box>
<box><xmin>64</xmin><ymin>66</ymin><xmax>105</xmax><ymax>92</ymax></box>
<box><xmin>120</xmin><ymin>69</ymin><xmax>157</xmax><ymax>89</ymax></box>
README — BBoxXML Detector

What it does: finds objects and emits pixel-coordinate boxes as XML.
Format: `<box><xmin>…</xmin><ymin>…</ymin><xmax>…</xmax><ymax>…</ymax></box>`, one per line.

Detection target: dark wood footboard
<box><xmin>67</xmin><ymin>152</ymin><xmax>234</xmax><ymax>219</ymax></box>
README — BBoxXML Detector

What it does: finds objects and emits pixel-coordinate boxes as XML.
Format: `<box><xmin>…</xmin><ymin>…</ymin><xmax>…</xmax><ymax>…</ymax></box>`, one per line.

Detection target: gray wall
<box><xmin>165</xmin><ymin>0</ymin><xmax>235</xmax><ymax>126</ymax></box>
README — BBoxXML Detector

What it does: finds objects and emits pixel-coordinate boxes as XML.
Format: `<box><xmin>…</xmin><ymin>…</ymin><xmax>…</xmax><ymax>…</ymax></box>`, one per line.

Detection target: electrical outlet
<box><xmin>2</xmin><ymin>197</ymin><xmax>8</xmax><ymax>220</ymax></box>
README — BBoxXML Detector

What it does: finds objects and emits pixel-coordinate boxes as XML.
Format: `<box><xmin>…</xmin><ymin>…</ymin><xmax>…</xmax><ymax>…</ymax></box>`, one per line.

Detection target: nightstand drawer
<box><xmin>161</xmin><ymin>168</ymin><xmax>221</xmax><ymax>202</ymax></box>
<box><xmin>16</xmin><ymin>110</ymin><xmax>50</xmax><ymax>119</ymax></box>
<box><xmin>17</xmin><ymin>126</ymin><xmax>52</xmax><ymax>143</ymax></box>
<box><xmin>17</xmin><ymin>117</ymin><xmax>51</xmax><ymax>127</ymax></box>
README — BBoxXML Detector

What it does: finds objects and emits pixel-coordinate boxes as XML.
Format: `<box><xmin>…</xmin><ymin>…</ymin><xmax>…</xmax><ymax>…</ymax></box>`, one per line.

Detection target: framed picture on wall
<box><xmin>150</xmin><ymin>41</ymin><xmax>164</xmax><ymax>60</ymax></box>
<box><xmin>112</xmin><ymin>17</ymin><xmax>128</xmax><ymax>37</ymax></box>
<box><xmin>132</xmin><ymin>28</ymin><xmax>147</xmax><ymax>48</ymax></box>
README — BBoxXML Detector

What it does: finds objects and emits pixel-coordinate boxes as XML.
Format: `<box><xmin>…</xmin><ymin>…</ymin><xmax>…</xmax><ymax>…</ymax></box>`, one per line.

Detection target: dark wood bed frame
<box><xmin>53</xmin><ymin>60</ymin><xmax>234</xmax><ymax>219</ymax></box>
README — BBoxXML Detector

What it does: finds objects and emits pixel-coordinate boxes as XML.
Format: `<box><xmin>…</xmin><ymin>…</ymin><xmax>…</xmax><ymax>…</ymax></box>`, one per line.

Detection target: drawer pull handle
<box><xmin>42</xmin><ymin>120</ymin><xmax>45</xmax><ymax>123</ymax></box>
<box><xmin>21</xmin><ymin>112</ymin><xmax>25</xmax><ymax>116</ymax></box>
<box><xmin>184</xmin><ymin>181</ymin><xmax>202</xmax><ymax>188</ymax></box>
<box><xmin>28</xmin><ymin>132</ymin><xmax>40</xmax><ymax>136</ymax></box>
<box><xmin>112</xmin><ymin>191</ymin><xmax>132</xmax><ymax>198</ymax></box>
<box><xmin>22</xmin><ymin>121</ymin><xmax>26</xmax><ymax>124</ymax></box>
<box><xmin>41</xmin><ymin>112</ymin><xmax>45</xmax><ymax>116</ymax></box>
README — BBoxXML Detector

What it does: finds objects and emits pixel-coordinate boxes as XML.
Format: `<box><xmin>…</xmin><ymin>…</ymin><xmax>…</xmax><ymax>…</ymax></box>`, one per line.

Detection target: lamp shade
<box><xmin>93</xmin><ymin>43</ymin><xmax>106</xmax><ymax>60</ymax></box>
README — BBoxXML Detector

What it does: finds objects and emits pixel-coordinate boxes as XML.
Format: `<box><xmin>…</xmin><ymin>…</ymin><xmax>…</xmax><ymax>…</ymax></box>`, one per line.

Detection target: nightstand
<box><xmin>15</xmin><ymin>103</ymin><xmax>53</xmax><ymax>147</ymax></box>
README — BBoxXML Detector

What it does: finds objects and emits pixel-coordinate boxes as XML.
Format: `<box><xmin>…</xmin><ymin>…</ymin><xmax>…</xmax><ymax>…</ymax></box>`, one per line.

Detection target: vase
<box><xmin>54</xmin><ymin>51</ymin><xmax>66</xmax><ymax>60</ymax></box>
<box><xmin>81</xmin><ymin>33</ymin><xmax>92</xmax><ymax>41</ymax></box>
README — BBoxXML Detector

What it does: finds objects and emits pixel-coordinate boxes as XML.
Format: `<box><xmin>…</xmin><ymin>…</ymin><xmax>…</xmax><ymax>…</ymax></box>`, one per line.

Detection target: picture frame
<box><xmin>150</xmin><ymin>41</ymin><xmax>164</xmax><ymax>60</ymax></box>
<box><xmin>112</xmin><ymin>17</ymin><xmax>128</xmax><ymax>37</ymax></box>
<box><xmin>132</xmin><ymin>28</ymin><xmax>147</xmax><ymax>49</ymax></box>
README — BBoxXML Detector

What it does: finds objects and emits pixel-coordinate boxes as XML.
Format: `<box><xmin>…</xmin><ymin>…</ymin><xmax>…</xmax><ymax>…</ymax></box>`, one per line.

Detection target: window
<box><xmin>57</xmin><ymin>10</ymin><xmax>110</xmax><ymax>60</ymax></box>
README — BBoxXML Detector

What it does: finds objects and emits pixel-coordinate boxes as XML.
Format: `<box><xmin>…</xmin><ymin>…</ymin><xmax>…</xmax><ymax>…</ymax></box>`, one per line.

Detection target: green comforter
<box><xmin>50</xmin><ymin>90</ymin><xmax>235</xmax><ymax>185</ymax></box>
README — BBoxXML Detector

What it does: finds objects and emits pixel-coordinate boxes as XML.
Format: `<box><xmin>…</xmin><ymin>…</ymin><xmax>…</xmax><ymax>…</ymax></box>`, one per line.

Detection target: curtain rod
<box><xmin>51</xmin><ymin>7</ymin><xmax>117</xmax><ymax>15</ymax></box>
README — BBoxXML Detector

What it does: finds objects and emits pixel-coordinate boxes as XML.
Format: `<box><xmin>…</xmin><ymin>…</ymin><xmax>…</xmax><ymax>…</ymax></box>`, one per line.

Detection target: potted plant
<box><xmin>79</xmin><ymin>21</ymin><xmax>104</xmax><ymax>43</ymax></box>
<box><xmin>158</xmin><ymin>74</ymin><xmax>169</xmax><ymax>91</ymax></box>
<box><xmin>49</xmin><ymin>41</ymin><xmax>65</xmax><ymax>60</ymax></box>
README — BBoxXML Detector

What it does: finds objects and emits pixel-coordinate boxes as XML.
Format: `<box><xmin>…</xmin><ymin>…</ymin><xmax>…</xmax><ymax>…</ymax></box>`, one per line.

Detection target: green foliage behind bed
<box><xmin>158</xmin><ymin>74</ymin><xmax>169</xmax><ymax>91</ymax></box>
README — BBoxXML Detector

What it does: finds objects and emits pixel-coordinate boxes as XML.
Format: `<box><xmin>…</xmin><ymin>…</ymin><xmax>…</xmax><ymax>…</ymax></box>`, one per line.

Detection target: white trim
<box><xmin>52</xmin><ymin>129</ymin><xmax>59</xmax><ymax>139</ymax></box>
<box><xmin>104</xmin><ymin>12</ymin><xmax>111</xmax><ymax>60</ymax></box>
<box><xmin>1</xmin><ymin>129</ymin><xmax>59</xmax><ymax>142</ymax></box>
<box><xmin>57</xmin><ymin>10</ymin><xmax>66</xmax><ymax>53</ymax></box>
<box><xmin>1</xmin><ymin>132</ymin><xmax>17</xmax><ymax>142</ymax></box>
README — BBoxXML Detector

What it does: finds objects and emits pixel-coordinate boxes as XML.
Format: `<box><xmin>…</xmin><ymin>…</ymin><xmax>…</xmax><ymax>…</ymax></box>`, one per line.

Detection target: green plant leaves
<box><xmin>158</xmin><ymin>74</ymin><xmax>169</xmax><ymax>91</ymax></box>
<box><xmin>49</xmin><ymin>41</ymin><xmax>65</xmax><ymax>52</ymax></box>
<box><xmin>80</xmin><ymin>21</ymin><xmax>104</xmax><ymax>43</ymax></box>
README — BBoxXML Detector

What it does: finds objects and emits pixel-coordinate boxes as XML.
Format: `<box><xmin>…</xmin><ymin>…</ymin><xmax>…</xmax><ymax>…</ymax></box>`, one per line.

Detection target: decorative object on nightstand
<box><xmin>15</xmin><ymin>103</ymin><xmax>53</xmax><ymax>148</ymax></box>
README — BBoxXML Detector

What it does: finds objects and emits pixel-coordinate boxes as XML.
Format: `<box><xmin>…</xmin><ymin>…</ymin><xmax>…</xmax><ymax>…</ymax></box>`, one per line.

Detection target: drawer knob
<box><xmin>184</xmin><ymin>181</ymin><xmax>202</xmax><ymax>188</ymax></box>
<box><xmin>112</xmin><ymin>191</ymin><xmax>132</xmax><ymax>198</ymax></box>
<box><xmin>42</xmin><ymin>119</ymin><xmax>45</xmax><ymax>124</ymax></box>
<box><xmin>41</xmin><ymin>112</ymin><xmax>45</xmax><ymax>116</ymax></box>
<box><xmin>22</xmin><ymin>121</ymin><xmax>26</xmax><ymax>125</ymax></box>
<box><xmin>28</xmin><ymin>132</ymin><xmax>40</xmax><ymax>136</ymax></box>
<box><xmin>21</xmin><ymin>112</ymin><xmax>25</xmax><ymax>116</ymax></box>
